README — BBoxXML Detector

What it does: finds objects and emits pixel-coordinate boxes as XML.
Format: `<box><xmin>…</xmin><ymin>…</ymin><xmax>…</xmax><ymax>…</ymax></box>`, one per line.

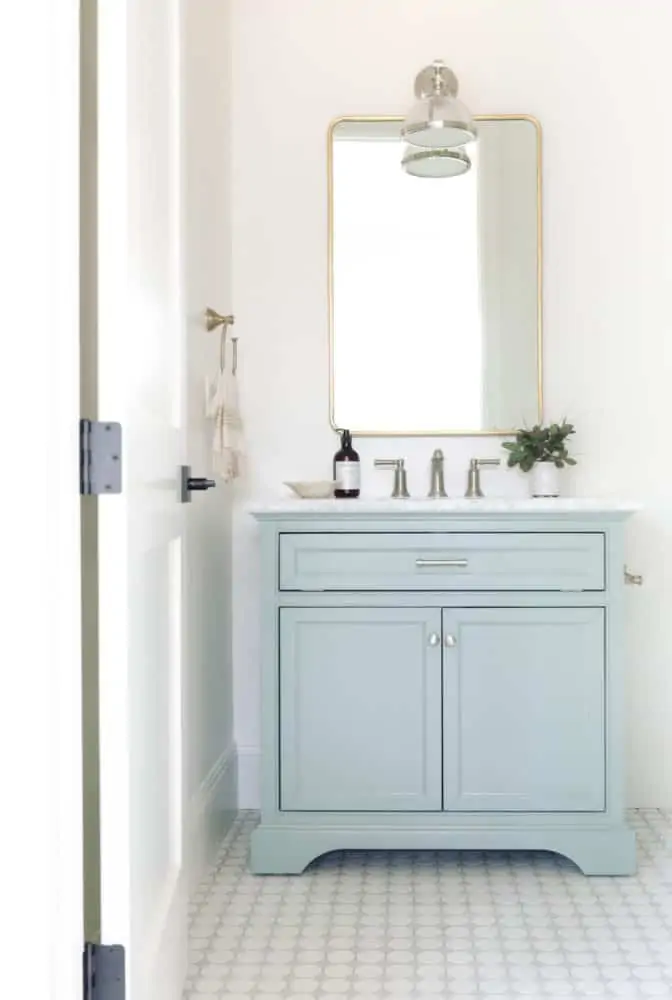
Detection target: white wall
<box><xmin>183</xmin><ymin>0</ymin><xmax>237</xmax><ymax>878</ymax></box>
<box><xmin>3</xmin><ymin>2</ymin><xmax>84</xmax><ymax>994</ymax></box>
<box><xmin>231</xmin><ymin>0</ymin><xmax>672</xmax><ymax>807</ymax></box>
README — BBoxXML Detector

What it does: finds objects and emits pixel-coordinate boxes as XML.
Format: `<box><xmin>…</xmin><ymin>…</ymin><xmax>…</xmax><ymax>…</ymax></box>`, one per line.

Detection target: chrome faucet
<box><xmin>428</xmin><ymin>449</ymin><xmax>448</xmax><ymax>498</ymax></box>
<box><xmin>465</xmin><ymin>458</ymin><xmax>500</xmax><ymax>498</ymax></box>
<box><xmin>374</xmin><ymin>458</ymin><xmax>410</xmax><ymax>498</ymax></box>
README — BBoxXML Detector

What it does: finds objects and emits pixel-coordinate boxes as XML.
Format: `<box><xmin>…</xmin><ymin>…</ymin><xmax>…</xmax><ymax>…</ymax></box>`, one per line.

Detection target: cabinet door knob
<box><xmin>428</xmin><ymin>632</ymin><xmax>441</xmax><ymax>647</ymax></box>
<box><xmin>444</xmin><ymin>633</ymin><xmax>457</xmax><ymax>648</ymax></box>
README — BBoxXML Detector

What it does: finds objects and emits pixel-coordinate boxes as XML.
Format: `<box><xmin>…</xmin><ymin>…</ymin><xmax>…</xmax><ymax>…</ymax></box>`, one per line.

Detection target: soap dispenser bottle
<box><xmin>333</xmin><ymin>429</ymin><xmax>361</xmax><ymax>498</ymax></box>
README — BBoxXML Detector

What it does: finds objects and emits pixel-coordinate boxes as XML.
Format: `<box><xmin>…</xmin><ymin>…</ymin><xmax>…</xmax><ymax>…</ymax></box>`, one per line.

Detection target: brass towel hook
<box><xmin>205</xmin><ymin>308</ymin><xmax>236</xmax><ymax>372</ymax></box>
<box><xmin>205</xmin><ymin>308</ymin><xmax>235</xmax><ymax>332</ymax></box>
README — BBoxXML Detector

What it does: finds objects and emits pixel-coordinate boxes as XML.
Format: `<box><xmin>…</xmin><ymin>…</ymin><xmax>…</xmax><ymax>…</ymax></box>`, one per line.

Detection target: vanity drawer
<box><xmin>279</xmin><ymin>532</ymin><xmax>605</xmax><ymax>592</ymax></box>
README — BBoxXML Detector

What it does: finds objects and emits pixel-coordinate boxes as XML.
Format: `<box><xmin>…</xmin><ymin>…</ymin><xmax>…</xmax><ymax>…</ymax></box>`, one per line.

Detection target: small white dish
<box><xmin>284</xmin><ymin>480</ymin><xmax>336</xmax><ymax>500</ymax></box>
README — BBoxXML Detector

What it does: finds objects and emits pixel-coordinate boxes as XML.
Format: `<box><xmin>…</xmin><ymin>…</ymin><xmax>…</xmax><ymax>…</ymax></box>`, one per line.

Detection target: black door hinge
<box><xmin>80</xmin><ymin>420</ymin><xmax>123</xmax><ymax>495</ymax></box>
<box><xmin>83</xmin><ymin>943</ymin><xmax>126</xmax><ymax>1000</ymax></box>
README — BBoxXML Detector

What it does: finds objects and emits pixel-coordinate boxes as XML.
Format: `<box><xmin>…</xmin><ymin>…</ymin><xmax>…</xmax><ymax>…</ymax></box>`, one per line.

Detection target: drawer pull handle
<box><xmin>444</xmin><ymin>634</ymin><xmax>458</xmax><ymax>648</ymax></box>
<box><xmin>428</xmin><ymin>632</ymin><xmax>441</xmax><ymax>647</ymax></box>
<box><xmin>415</xmin><ymin>558</ymin><xmax>468</xmax><ymax>569</ymax></box>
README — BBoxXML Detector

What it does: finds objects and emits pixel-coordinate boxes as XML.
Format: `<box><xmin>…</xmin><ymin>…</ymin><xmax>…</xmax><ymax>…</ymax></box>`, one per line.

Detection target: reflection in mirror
<box><xmin>329</xmin><ymin>117</ymin><xmax>542</xmax><ymax>435</ymax></box>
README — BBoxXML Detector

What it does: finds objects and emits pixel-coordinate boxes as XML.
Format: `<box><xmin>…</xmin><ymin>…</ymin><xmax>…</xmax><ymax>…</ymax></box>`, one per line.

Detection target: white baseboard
<box><xmin>188</xmin><ymin>742</ymin><xmax>238</xmax><ymax>889</ymax></box>
<box><xmin>237</xmin><ymin>745</ymin><xmax>260</xmax><ymax>809</ymax></box>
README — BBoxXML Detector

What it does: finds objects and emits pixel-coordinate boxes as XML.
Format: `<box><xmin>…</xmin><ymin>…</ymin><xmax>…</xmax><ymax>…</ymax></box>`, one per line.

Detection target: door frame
<box><xmin>0</xmin><ymin>2</ymin><xmax>83</xmax><ymax>997</ymax></box>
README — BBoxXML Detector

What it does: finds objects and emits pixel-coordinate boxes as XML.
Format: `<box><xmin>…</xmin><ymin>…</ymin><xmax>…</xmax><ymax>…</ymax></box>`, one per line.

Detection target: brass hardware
<box><xmin>428</xmin><ymin>633</ymin><xmax>441</xmax><ymax>647</ymax></box>
<box><xmin>624</xmin><ymin>566</ymin><xmax>644</xmax><ymax>586</ymax></box>
<box><xmin>328</xmin><ymin>114</ymin><xmax>543</xmax><ymax>437</ymax></box>
<box><xmin>444</xmin><ymin>634</ymin><xmax>458</xmax><ymax>648</ymax></box>
<box><xmin>465</xmin><ymin>458</ymin><xmax>500</xmax><ymax>498</ymax></box>
<box><xmin>205</xmin><ymin>308</ymin><xmax>235</xmax><ymax>332</ymax></box>
<box><xmin>373</xmin><ymin>458</ymin><xmax>410</xmax><ymax>498</ymax></box>
<box><xmin>416</xmin><ymin>559</ymin><xmax>468</xmax><ymax>569</ymax></box>
<box><xmin>205</xmin><ymin>309</ymin><xmax>237</xmax><ymax>372</ymax></box>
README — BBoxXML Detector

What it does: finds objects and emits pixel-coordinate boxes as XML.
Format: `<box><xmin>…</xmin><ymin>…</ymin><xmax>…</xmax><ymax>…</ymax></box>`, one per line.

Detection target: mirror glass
<box><xmin>330</xmin><ymin>116</ymin><xmax>542</xmax><ymax>435</ymax></box>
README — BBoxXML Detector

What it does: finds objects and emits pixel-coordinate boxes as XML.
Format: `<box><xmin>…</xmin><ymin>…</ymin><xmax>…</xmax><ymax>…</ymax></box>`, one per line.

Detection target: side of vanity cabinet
<box><xmin>250</xmin><ymin>501</ymin><xmax>637</xmax><ymax>877</ymax></box>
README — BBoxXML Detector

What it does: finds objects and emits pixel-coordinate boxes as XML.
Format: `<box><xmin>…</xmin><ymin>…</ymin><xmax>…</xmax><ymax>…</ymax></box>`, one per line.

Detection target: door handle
<box><xmin>189</xmin><ymin>477</ymin><xmax>216</xmax><ymax>491</ymax></box>
<box><xmin>428</xmin><ymin>632</ymin><xmax>441</xmax><ymax>647</ymax></box>
<box><xmin>444</xmin><ymin>634</ymin><xmax>457</xmax><ymax>648</ymax></box>
<box><xmin>180</xmin><ymin>465</ymin><xmax>217</xmax><ymax>503</ymax></box>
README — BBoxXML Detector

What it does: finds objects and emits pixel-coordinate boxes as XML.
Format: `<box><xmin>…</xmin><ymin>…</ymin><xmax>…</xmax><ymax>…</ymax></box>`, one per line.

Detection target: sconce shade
<box><xmin>401</xmin><ymin>60</ymin><xmax>476</xmax><ymax>149</ymax></box>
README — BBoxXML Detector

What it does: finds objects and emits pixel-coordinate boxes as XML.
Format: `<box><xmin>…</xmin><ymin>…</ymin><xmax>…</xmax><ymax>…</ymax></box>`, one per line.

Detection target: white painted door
<box><xmin>96</xmin><ymin>2</ymin><xmax>189</xmax><ymax>997</ymax></box>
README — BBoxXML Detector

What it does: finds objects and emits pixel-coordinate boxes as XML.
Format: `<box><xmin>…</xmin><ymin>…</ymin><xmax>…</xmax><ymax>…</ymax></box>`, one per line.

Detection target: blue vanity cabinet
<box><xmin>442</xmin><ymin>607</ymin><xmax>606</xmax><ymax>812</ymax></box>
<box><xmin>279</xmin><ymin>607</ymin><xmax>443</xmax><ymax>812</ymax></box>
<box><xmin>250</xmin><ymin>502</ymin><xmax>637</xmax><ymax>877</ymax></box>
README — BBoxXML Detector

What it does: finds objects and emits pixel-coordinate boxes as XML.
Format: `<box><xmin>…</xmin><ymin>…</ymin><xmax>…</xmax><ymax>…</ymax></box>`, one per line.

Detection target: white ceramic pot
<box><xmin>530</xmin><ymin>461</ymin><xmax>561</xmax><ymax>498</ymax></box>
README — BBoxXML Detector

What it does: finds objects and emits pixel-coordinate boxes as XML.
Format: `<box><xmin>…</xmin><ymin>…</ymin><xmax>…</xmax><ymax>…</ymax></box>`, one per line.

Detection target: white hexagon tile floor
<box><xmin>184</xmin><ymin>810</ymin><xmax>672</xmax><ymax>1000</ymax></box>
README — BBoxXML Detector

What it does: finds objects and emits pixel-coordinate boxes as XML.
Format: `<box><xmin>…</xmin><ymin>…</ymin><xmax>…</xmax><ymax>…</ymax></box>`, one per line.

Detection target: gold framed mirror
<box><xmin>328</xmin><ymin>115</ymin><xmax>543</xmax><ymax>436</ymax></box>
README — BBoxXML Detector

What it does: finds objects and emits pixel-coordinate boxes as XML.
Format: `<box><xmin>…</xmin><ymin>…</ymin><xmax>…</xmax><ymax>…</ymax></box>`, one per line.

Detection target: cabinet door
<box><xmin>443</xmin><ymin>607</ymin><xmax>605</xmax><ymax>812</ymax></box>
<box><xmin>280</xmin><ymin>607</ymin><xmax>442</xmax><ymax>811</ymax></box>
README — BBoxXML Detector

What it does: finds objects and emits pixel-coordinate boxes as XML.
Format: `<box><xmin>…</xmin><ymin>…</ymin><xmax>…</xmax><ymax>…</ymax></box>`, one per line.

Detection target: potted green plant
<box><xmin>502</xmin><ymin>421</ymin><xmax>577</xmax><ymax>497</ymax></box>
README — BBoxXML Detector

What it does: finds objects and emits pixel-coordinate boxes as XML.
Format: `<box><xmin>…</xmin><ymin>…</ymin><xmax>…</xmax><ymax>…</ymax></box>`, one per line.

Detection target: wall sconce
<box><xmin>401</xmin><ymin>60</ymin><xmax>476</xmax><ymax>177</ymax></box>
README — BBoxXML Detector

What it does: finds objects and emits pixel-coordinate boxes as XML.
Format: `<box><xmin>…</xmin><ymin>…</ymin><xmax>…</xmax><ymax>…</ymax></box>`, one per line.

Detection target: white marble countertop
<box><xmin>248</xmin><ymin>497</ymin><xmax>639</xmax><ymax>517</ymax></box>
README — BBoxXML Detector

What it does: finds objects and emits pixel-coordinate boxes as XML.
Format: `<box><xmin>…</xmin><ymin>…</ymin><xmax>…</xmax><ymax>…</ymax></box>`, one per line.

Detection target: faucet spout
<box><xmin>428</xmin><ymin>449</ymin><xmax>448</xmax><ymax>498</ymax></box>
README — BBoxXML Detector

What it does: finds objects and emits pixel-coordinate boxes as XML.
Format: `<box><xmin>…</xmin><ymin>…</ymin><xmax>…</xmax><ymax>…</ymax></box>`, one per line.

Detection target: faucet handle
<box><xmin>465</xmin><ymin>457</ymin><xmax>500</xmax><ymax>498</ymax></box>
<box><xmin>374</xmin><ymin>458</ymin><xmax>410</xmax><ymax>499</ymax></box>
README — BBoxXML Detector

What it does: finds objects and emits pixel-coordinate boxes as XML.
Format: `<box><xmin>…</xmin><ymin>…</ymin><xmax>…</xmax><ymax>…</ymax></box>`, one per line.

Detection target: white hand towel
<box><xmin>205</xmin><ymin>349</ymin><xmax>243</xmax><ymax>482</ymax></box>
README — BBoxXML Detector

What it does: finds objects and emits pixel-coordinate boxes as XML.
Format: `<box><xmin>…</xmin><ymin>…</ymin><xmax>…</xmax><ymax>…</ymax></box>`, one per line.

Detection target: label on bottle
<box><xmin>335</xmin><ymin>461</ymin><xmax>361</xmax><ymax>491</ymax></box>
